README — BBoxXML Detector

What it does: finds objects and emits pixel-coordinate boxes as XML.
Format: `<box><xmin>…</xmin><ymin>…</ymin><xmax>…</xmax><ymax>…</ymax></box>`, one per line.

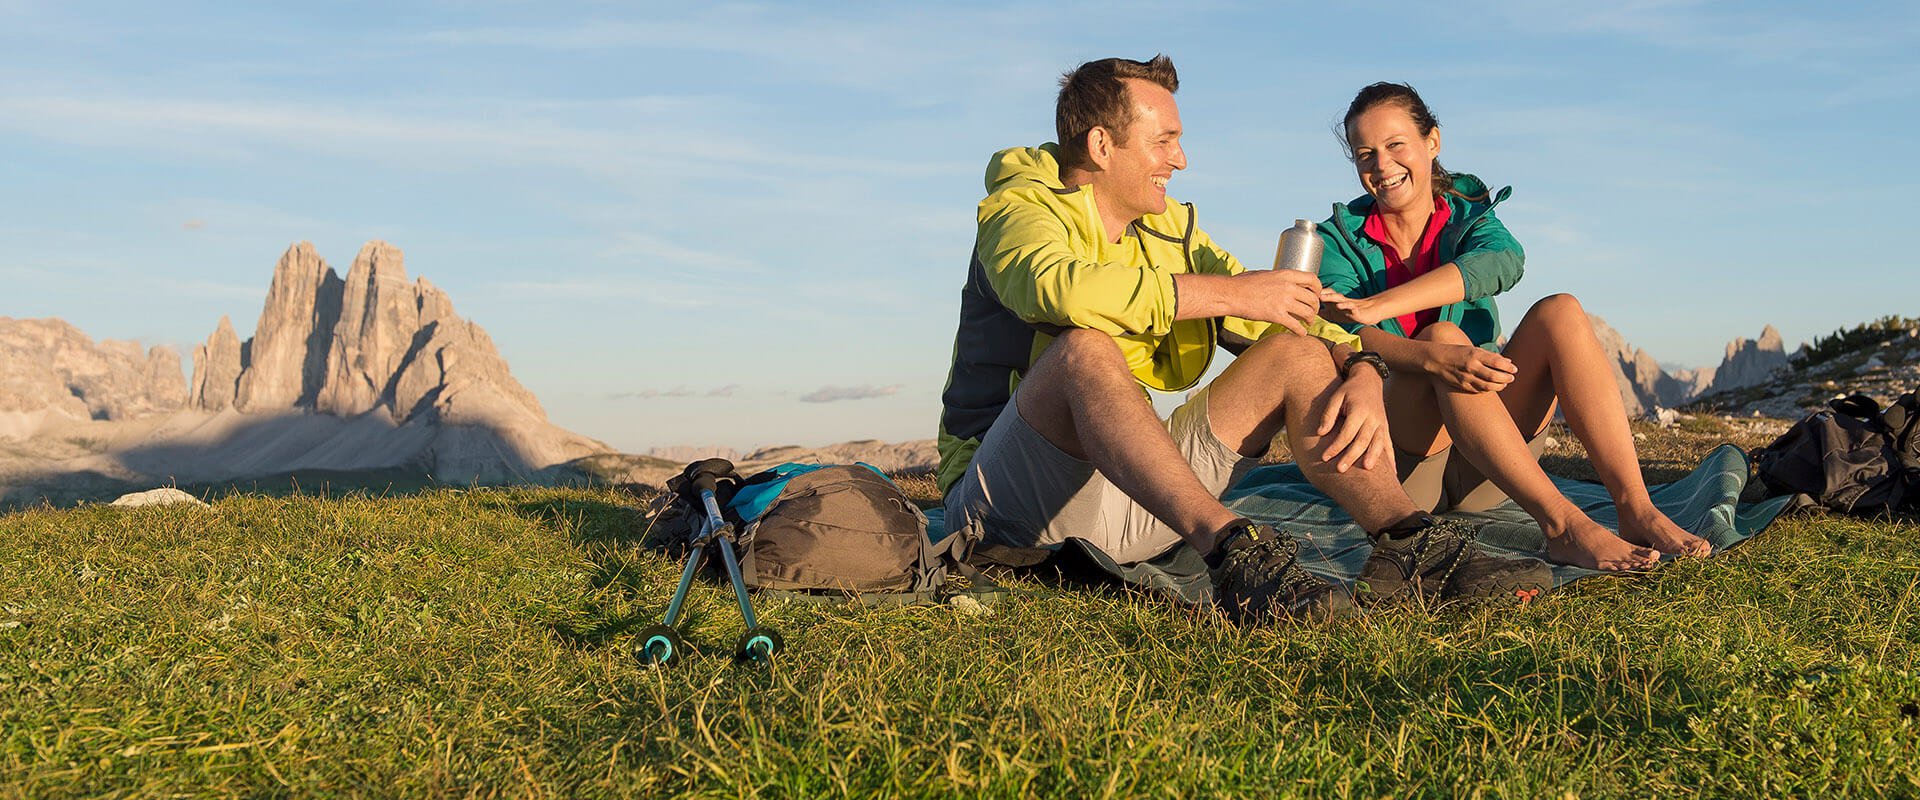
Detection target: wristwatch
<box><xmin>1342</xmin><ymin>350</ymin><xmax>1390</xmax><ymax>381</ymax></box>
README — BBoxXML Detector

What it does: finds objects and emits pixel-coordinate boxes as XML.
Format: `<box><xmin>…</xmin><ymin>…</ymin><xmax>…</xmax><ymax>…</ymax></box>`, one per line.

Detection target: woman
<box><xmin>1314</xmin><ymin>82</ymin><xmax>1709</xmax><ymax>570</ymax></box>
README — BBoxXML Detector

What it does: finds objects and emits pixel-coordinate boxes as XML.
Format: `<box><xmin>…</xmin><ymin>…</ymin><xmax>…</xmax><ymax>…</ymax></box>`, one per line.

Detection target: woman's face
<box><xmin>1346</xmin><ymin>102</ymin><xmax>1440</xmax><ymax>214</ymax></box>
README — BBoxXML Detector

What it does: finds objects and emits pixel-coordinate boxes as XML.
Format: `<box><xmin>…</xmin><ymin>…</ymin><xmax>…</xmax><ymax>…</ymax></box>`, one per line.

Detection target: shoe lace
<box><xmin>1376</xmin><ymin>518</ymin><xmax>1475</xmax><ymax>580</ymax></box>
<box><xmin>1225</xmin><ymin>535</ymin><xmax>1309</xmax><ymax>587</ymax></box>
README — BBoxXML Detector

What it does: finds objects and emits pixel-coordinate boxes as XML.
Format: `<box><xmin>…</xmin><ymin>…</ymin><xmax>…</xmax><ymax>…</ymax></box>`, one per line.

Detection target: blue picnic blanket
<box><xmin>929</xmin><ymin>444</ymin><xmax>1793</xmax><ymax>605</ymax></box>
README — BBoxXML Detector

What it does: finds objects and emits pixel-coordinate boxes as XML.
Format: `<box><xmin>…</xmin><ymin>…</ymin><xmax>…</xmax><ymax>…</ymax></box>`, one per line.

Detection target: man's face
<box><xmin>1092</xmin><ymin>79</ymin><xmax>1186</xmax><ymax>223</ymax></box>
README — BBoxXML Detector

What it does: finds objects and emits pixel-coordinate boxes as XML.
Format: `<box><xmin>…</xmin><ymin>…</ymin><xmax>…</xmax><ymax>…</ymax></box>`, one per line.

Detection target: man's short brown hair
<box><xmin>1055</xmin><ymin>55</ymin><xmax>1179</xmax><ymax>171</ymax></box>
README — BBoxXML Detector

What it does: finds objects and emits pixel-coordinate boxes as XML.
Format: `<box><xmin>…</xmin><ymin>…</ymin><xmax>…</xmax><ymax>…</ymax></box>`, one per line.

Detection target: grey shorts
<box><xmin>1395</xmin><ymin>430</ymin><xmax>1549</xmax><ymax>514</ymax></box>
<box><xmin>942</xmin><ymin>385</ymin><xmax>1258</xmax><ymax>565</ymax></box>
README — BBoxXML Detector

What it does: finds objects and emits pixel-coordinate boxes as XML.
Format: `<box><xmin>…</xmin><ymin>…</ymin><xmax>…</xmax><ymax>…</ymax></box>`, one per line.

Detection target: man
<box><xmin>937</xmin><ymin>55</ymin><xmax>1550</xmax><ymax>623</ymax></box>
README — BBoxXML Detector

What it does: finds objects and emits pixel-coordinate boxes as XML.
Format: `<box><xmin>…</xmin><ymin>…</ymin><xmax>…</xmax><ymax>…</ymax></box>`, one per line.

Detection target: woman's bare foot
<box><xmin>1542</xmin><ymin>515</ymin><xmax>1660</xmax><ymax>571</ymax></box>
<box><xmin>1617</xmin><ymin>504</ymin><xmax>1712</xmax><ymax>557</ymax></box>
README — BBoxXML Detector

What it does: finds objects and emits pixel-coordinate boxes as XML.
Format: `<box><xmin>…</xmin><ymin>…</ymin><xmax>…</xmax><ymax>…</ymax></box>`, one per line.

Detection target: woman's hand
<box><xmin>1318</xmin><ymin>289</ymin><xmax>1388</xmax><ymax>326</ymax></box>
<box><xmin>1427</xmin><ymin>343</ymin><xmax>1517</xmax><ymax>393</ymax></box>
<box><xmin>1312</xmin><ymin>369</ymin><xmax>1394</xmax><ymax>474</ymax></box>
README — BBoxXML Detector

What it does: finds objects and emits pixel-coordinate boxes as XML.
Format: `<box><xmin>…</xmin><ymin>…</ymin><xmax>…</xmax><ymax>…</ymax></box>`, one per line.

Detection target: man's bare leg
<box><xmin>1013</xmin><ymin>329</ymin><xmax>1242</xmax><ymax>553</ymax></box>
<box><xmin>1016</xmin><ymin>327</ymin><xmax>1424</xmax><ymax>556</ymax></box>
<box><xmin>1410</xmin><ymin>320</ymin><xmax>1659</xmax><ymax>570</ymax></box>
<box><xmin>1205</xmin><ymin>332</ymin><xmax>1423</xmax><ymax>534</ymax></box>
<box><xmin>1499</xmin><ymin>294</ymin><xmax>1711</xmax><ymax>557</ymax></box>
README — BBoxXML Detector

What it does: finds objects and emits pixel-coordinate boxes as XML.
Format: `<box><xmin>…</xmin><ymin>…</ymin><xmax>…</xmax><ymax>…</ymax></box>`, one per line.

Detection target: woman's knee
<box><xmin>1415</xmin><ymin>320</ymin><xmax>1473</xmax><ymax>345</ymax></box>
<box><xmin>1528</xmin><ymin>293</ymin><xmax>1587</xmax><ymax>326</ymax></box>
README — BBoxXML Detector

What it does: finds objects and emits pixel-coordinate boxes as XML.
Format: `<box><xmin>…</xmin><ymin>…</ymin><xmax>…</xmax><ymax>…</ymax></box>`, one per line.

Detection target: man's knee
<box><xmin>1239</xmin><ymin>332</ymin><xmax>1335</xmax><ymax>379</ymax></box>
<box><xmin>1034</xmin><ymin>328</ymin><xmax>1126</xmax><ymax>379</ymax></box>
<box><xmin>1416</xmin><ymin>320</ymin><xmax>1473</xmax><ymax>345</ymax></box>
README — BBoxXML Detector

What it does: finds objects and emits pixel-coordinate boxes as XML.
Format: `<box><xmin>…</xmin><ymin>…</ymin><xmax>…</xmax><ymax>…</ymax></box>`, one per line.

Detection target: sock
<box><xmin>1375</xmin><ymin>512</ymin><xmax>1435</xmax><ymax>540</ymax></box>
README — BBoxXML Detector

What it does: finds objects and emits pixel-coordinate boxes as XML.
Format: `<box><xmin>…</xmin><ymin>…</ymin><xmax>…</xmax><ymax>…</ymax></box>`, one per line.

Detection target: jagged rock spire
<box><xmin>233</xmin><ymin>242</ymin><xmax>343</xmax><ymax>413</ymax></box>
<box><xmin>190</xmin><ymin>316</ymin><xmax>243</xmax><ymax>411</ymax></box>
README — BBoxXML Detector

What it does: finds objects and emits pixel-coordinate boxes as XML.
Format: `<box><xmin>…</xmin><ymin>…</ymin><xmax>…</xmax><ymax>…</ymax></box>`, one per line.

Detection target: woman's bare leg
<box><xmin>1497</xmin><ymin>294</ymin><xmax>1712</xmax><ymax>557</ymax></box>
<box><xmin>1404</xmin><ymin>320</ymin><xmax>1659</xmax><ymax>570</ymax></box>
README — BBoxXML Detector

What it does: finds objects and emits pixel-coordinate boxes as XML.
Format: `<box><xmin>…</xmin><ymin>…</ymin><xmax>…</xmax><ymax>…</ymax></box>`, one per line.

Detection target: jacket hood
<box><xmin>984</xmin><ymin>144</ymin><xmax>1067</xmax><ymax>194</ymax></box>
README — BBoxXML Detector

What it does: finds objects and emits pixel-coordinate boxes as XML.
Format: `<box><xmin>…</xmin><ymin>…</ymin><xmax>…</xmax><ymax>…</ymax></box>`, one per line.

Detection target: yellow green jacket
<box><xmin>936</xmin><ymin>144</ymin><xmax>1360</xmax><ymax>494</ymax></box>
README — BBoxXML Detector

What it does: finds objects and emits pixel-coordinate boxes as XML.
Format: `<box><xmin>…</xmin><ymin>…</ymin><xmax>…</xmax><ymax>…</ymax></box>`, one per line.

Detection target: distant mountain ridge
<box><xmin>0</xmin><ymin>241</ymin><xmax>607</xmax><ymax>504</ymax></box>
<box><xmin>0</xmin><ymin>318</ymin><xmax>186</xmax><ymax>423</ymax></box>
<box><xmin>5</xmin><ymin>250</ymin><xmax>1904</xmax><ymax>504</ymax></box>
<box><xmin>182</xmin><ymin>241</ymin><xmax>606</xmax><ymax>477</ymax></box>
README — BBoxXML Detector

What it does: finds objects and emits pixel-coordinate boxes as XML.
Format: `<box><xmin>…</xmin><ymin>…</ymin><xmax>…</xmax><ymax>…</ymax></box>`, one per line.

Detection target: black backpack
<box><xmin>1752</xmin><ymin>391</ymin><xmax>1920</xmax><ymax>514</ymax></box>
<box><xmin>647</xmin><ymin>461</ymin><xmax>1000</xmax><ymax>605</ymax></box>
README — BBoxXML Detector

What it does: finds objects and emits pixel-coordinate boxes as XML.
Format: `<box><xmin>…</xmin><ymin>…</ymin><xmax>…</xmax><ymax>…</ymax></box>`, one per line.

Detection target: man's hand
<box><xmin>1311</xmin><ymin>368</ymin><xmax>1393</xmax><ymax>474</ymax></box>
<box><xmin>1317</xmin><ymin>289</ymin><xmax>1387</xmax><ymax>327</ymax></box>
<box><xmin>1425</xmin><ymin>343</ymin><xmax>1517</xmax><ymax>393</ymax></box>
<box><xmin>1233</xmin><ymin>270</ymin><xmax>1322</xmax><ymax>333</ymax></box>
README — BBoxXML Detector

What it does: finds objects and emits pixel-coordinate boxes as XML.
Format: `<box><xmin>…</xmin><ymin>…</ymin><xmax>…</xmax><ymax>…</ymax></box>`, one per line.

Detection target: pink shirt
<box><xmin>1360</xmin><ymin>195</ymin><xmax>1451</xmax><ymax>338</ymax></box>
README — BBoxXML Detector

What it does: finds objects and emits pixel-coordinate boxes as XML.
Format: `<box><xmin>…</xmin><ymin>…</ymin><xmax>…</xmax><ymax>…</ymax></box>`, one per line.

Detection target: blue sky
<box><xmin>3</xmin><ymin>1</ymin><xmax>1915</xmax><ymax>451</ymax></box>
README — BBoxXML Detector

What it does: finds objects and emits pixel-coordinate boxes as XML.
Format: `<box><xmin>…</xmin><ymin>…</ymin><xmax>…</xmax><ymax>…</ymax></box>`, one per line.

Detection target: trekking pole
<box><xmin>634</xmin><ymin>538</ymin><xmax>706</xmax><ymax>668</ymax></box>
<box><xmin>634</xmin><ymin>459</ymin><xmax>783</xmax><ymax>667</ymax></box>
<box><xmin>702</xmin><ymin>488</ymin><xmax>784</xmax><ymax>665</ymax></box>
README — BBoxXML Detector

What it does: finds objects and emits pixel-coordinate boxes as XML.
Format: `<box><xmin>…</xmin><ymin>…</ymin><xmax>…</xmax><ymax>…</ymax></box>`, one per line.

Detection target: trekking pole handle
<box><xmin>700</xmin><ymin>490</ymin><xmax>728</xmax><ymax>531</ymax></box>
<box><xmin>681</xmin><ymin>458</ymin><xmax>737</xmax><ymax>499</ymax></box>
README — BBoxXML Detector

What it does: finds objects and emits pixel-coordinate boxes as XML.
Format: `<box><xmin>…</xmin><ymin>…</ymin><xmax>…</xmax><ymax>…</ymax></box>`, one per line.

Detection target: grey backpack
<box><xmin>650</xmin><ymin>462</ymin><xmax>999</xmax><ymax>605</ymax></box>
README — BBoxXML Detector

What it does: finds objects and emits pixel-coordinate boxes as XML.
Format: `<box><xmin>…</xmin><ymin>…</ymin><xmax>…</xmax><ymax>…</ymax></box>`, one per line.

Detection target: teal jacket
<box><xmin>1315</xmin><ymin>174</ymin><xmax>1522</xmax><ymax>350</ymax></box>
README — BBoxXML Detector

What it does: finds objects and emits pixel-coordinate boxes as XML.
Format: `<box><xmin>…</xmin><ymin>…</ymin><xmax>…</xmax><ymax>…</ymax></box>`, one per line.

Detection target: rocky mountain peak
<box><xmin>232</xmin><ymin>241</ymin><xmax>343</xmax><ymax>412</ymax></box>
<box><xmin>1707</xmin><ymin>325</ymin><xmax>1790</xmax><ymax>396</ymax></box>
<box><xmin>318</xmin><ymin>240</ymin><xmax>421</xmax><ymax>417</ymax></box>
<box><xmin>189</xmin><ymin>315</ymin><xmax>243</xmax><ymax>411</ymax></box>
<box><xmin>0</xmin><ymin>317</ymin><xmax>186</xmax><ymax>422</ymax></box>
<box><xmin>1588</xmin><ymin>314</ymin><xmax>1712</xmax><ymax>416</ymax></box>
<box><xmin>199</xmin><ymin>240</ymin><xmax>555</xmax><ymax>426</ymax></box>
<box><xmin>181</xmin><ymin>240</ymin><xmax>601</xmax><ymax>477</ymax></box>
<box><xmin>4</xmin><ymin>240</ymin><xmax>610</xmax><ymax>500</ymax></box>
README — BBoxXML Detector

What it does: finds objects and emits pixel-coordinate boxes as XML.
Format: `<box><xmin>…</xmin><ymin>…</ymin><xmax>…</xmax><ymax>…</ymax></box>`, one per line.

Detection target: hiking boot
<box><xmin>1358</xmin><ymin>515</ymin><xmax>1552</xmax><ymax>606</ymax></box>
<box><xmin>1208</xmin><ymin>520</ymin><xmax>1354</xmax><ymax>624</ymax></box>
<box><xmin>1444</xmin><ymin>544</ymin><xmax>1554</xmax><ymax>605</ymax></box>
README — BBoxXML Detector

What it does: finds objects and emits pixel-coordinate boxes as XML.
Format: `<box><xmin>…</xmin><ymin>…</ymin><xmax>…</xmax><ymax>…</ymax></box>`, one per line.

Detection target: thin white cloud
<box><xmin>609</xmin><ymin>384</ymin><xmax>739</xmax><ymax>401</ymax></box>
<box><xmin>800</xmin><ymin>384</ymin><xmax>902</xmax><ymax>403</ymax></box>
<box><xmin>0</xmin><ymin>93</ymin><xmax>960</xmax><ymax>185</ymax></box>
<box><xmin>0</xmin><ymin>94</ymin><xmax>761</xmax><ymax>177</ymax></box>
<box><xmin>406</xmin><ymin>8</ymin><xmax>1052</xmax><ymax>103</ymax></box>
<box><xmin>1486</xmin><ymin>0</ymin><xmax>1905</xmax><ymax>63</ymax></box>
<box><xmin>598</xmin><ymin>232</ymin><xmax>759</xmax><ymax>273</ymax></box>
<box><xmin>486</xmin><ymin>278</ymin><xmax>717</xmax><ymax>308</ymax></box>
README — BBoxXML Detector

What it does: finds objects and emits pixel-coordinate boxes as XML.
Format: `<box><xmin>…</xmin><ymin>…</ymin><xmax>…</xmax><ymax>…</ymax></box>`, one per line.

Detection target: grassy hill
<box><xmin>2</xmin><ymin>418</ymin><xmax>1916</xmax><ymax>797</ymax></box>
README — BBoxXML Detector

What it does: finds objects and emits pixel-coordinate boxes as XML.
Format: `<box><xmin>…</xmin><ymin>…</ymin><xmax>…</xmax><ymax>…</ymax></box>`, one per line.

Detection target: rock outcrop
<box><xmin>1667</xmin><ymin>366</ymin><xmax>1716</xmax><ymax>405</ymax></box>
<box><xmin>1588</xmin><ymin>315</ymin><xmax>1657</xmax><ymax>417</ymax></box>
<box><xmin>1690</xmin><ymin>325</ymin><xmax>1919</xmax><ymax>419</ymax></box>
<box><xmin>0</xmin><ymin>318</ymin><xmax>186</xmax><ymax>423</ymax></box>
<box><xmin>1704</xmin><ymin>325</ymin><xmax>1789</xmax><ymax>396</ymax></box>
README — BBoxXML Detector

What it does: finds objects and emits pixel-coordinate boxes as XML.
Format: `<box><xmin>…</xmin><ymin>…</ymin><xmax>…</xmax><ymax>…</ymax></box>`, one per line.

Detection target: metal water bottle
<box><xmin>1273</xmin><ymin>218</ymin><xmax>1322</xmax><ymax>273</ymax></box>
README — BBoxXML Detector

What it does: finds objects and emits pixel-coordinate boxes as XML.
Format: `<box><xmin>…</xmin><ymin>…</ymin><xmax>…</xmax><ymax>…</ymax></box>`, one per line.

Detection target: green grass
<box><xmin>4</xmin><ymin>429</ymin><xmax>1919</xmax><ymax>797</ymax></box>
